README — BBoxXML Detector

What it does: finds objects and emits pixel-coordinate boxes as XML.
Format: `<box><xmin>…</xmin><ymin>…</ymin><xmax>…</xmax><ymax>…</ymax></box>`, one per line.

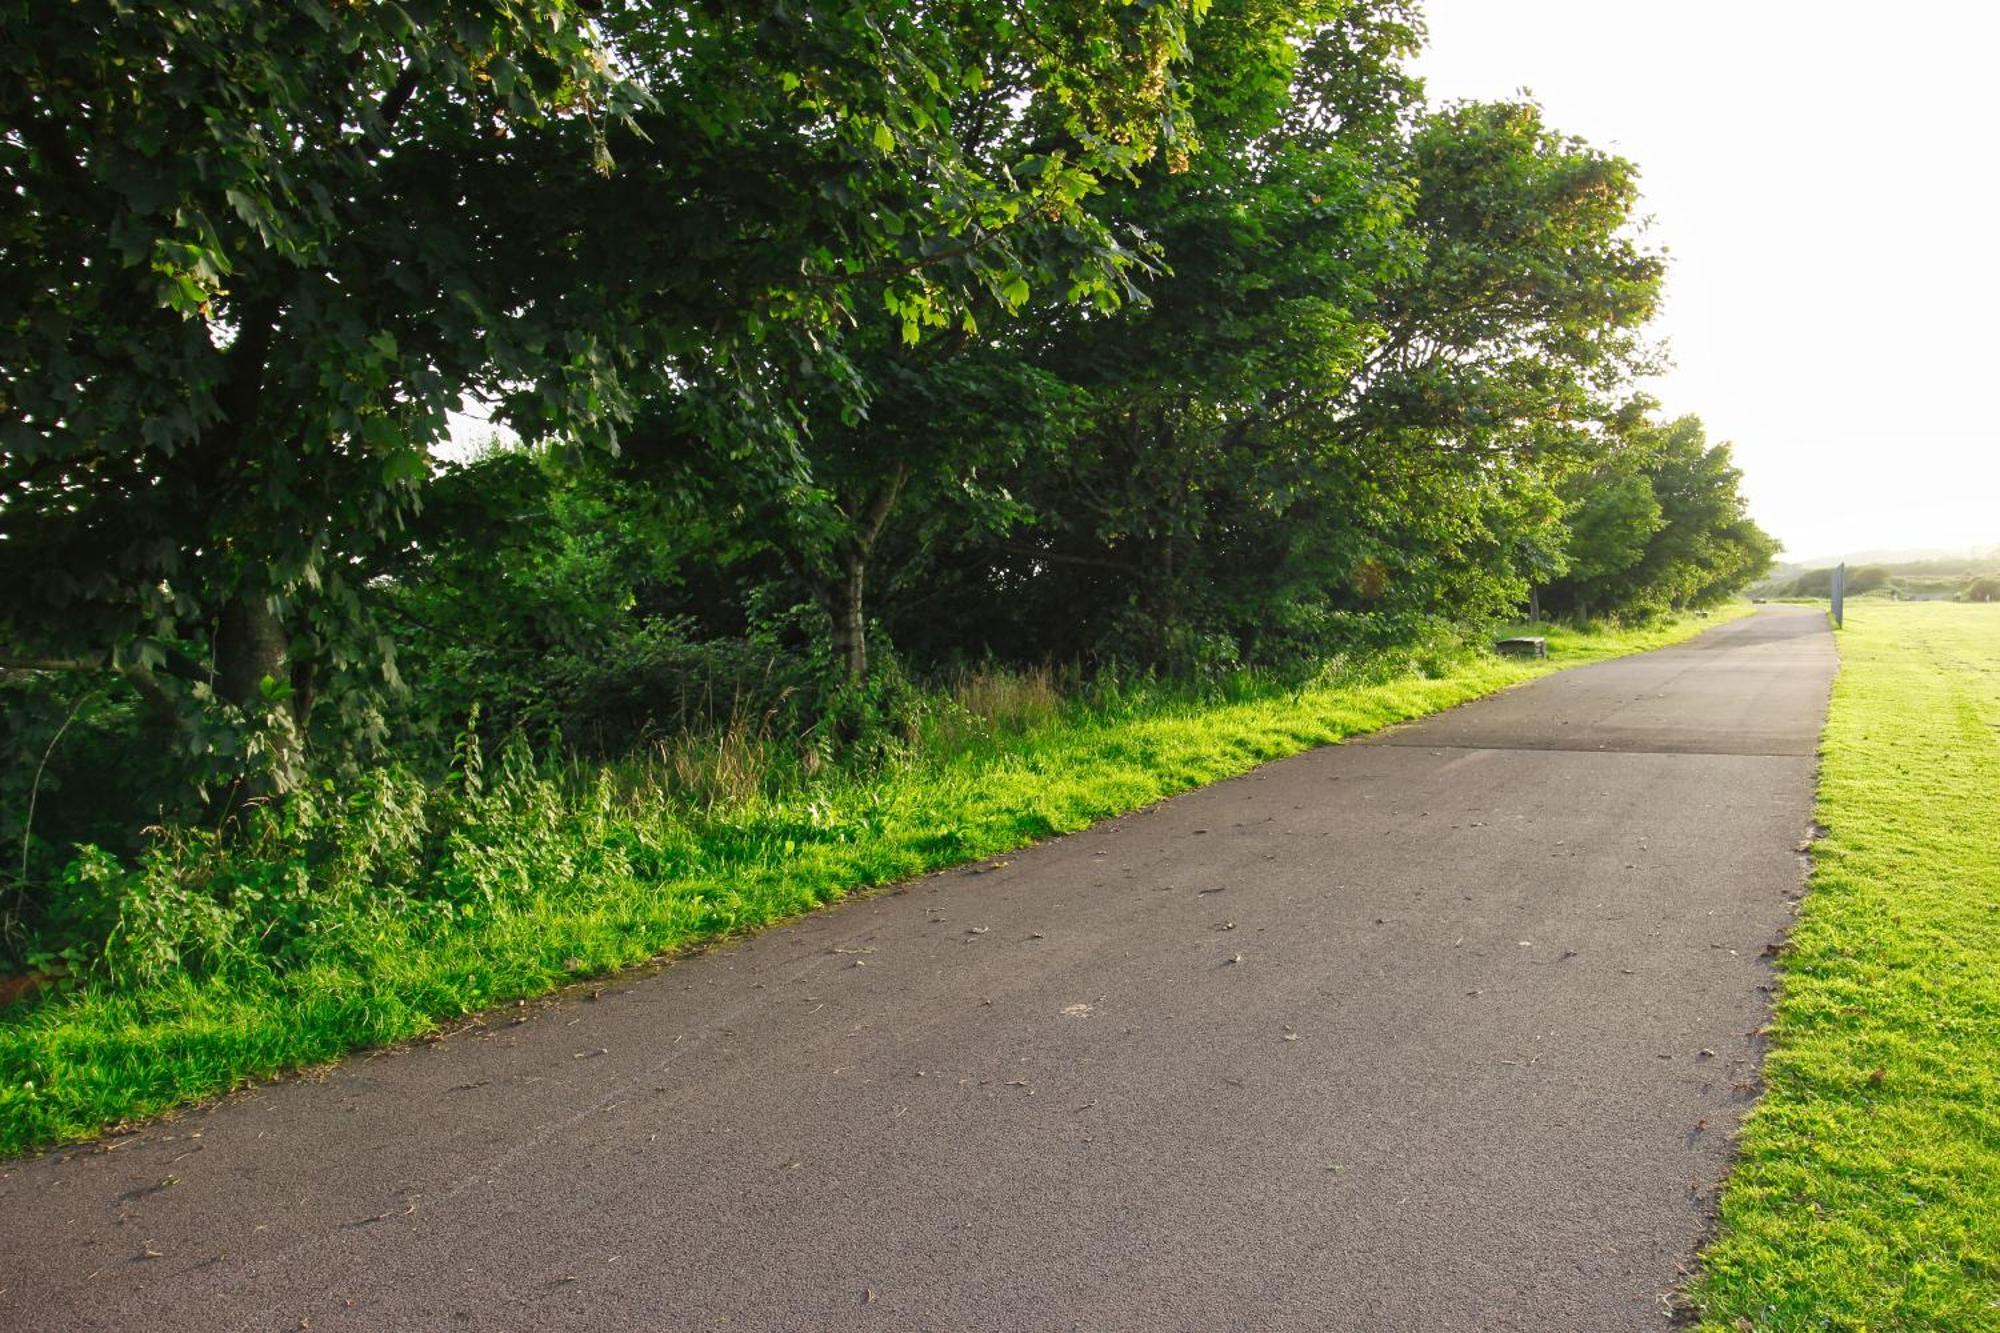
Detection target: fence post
<box><xmin>1831</xmin><ymin>562</ymin><xmax>1845</xmax><ymax>628</ymax></box>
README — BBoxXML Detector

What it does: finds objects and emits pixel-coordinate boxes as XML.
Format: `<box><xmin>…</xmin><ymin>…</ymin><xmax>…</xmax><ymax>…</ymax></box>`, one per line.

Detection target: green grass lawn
<box><xmin>1689</xmin><ymin>603</ymin><xmax>2000</xmax><ymax>1330</ymax></box>
<box><xmin>0</xmin><ymin>609</ymin><xmax>1748</xmax><ymax>1157</ymax></box>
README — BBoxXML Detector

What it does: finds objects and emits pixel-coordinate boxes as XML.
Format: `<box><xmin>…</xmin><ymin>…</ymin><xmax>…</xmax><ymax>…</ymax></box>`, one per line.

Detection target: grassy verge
<box><xmin>1688</xmin><ymin>603</ymin><xmax>2000</xmax><ymax>1330</ymax></box>
<box><xmin>0</xmin><ymin>608</ymin><xmax>1749</xmax><ymax>1157</ymax></box>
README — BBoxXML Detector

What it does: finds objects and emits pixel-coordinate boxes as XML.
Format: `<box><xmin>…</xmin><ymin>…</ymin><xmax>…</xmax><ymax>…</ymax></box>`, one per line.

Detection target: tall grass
<box><xmin>949</xmin><ymin>663</ymin><xmax>1066</xmax><ymax>734</ymax></box>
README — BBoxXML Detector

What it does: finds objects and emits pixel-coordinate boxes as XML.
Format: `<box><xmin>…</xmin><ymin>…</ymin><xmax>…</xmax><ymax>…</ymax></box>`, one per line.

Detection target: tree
<box><xmin>1</xmin><ymin>0</ymin><xmax>1205</xmax><ymax>793</ymax></box>
<box><xmin>1784</xmin><ymin>564</ymin><xmax>1886</xmax><ymax>598</ymax></box>
<box><xmin>614</xmin><ymin>322</ymin><xmax>1077</xmax><ymax>683</ymax></box>
<box><xmin>894</xmin><ymin>56</ymin><xmax>1670</xmax><ymax>669</ymax></box>
<box><xmin>884</xmin><ymin>0</ymin><xmax>1422</xmax><ymax>670</ymax></box>
<box><xmin>1</xmin><ymin>0</ymin><xmax>642</xmax><ymax>791</ymax></box>
<box><xmin>583</xmin><ymin>0</ymin><xmax>1212</xmax><ymax>684</ymax></box>
<box><xmin>1542</xmin><ymin>415</ymin><xmax>1777</xmax><ymax>617</ymax></box>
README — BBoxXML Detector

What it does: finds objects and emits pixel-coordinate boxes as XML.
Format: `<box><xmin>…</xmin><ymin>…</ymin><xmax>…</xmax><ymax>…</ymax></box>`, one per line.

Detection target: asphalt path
<box><xmin>0</xmin><ymin>607</ymin><xmax>1836</xmax><ymax>1332</ymax></box>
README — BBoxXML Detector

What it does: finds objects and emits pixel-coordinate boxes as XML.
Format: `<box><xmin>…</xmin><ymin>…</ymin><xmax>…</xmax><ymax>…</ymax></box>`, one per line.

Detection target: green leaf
<box><xmin>381</xmin><ymin>449</ymin><xmax>427</xmax><ymax>487</ymax></box>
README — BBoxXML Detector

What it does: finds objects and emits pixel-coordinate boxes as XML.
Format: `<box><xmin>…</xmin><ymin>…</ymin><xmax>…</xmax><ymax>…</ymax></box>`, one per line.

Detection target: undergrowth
<box><xmin>0</xmin><ymin>609</ymin><xmax>1746</xmax><ymax>1156</ymax></box>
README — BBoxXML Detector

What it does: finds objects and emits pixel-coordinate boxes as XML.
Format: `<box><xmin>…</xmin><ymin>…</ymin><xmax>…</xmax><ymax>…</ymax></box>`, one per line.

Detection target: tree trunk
<box><xmin>290</xmin><ymin>656</ymin><xmax>318</xmax><ymax>731</ymax></box>
<box><xmin>217</xmin><ymin>591</ymin><xmax>288</xmax><ymax>712</ymax></box>
<box><xmin>215</xmin><ymin>588</ymin><xmax>308</xmax><ymax>799</ymax></box>
<box><xmin>814</xmin><ymin>464</ymin><xmax>908</xmax><ymax>686</ymax></box>
<box><xmin>827</xmin><ymin>555</ymin><xmax>868</xmax><ymax>683</ymax></box>
<box><xmin>1528</xmin><ymin>586</ymin><xmax>1541</xmax><ymax>624</ymax></box>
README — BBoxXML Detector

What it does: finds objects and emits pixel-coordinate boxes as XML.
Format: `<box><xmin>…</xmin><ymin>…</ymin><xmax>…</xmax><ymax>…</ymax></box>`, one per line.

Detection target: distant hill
<box><xmin>1751</xmin><ymin>547</ymin><xmax>2000</xmax><ymax>602</ymax></box>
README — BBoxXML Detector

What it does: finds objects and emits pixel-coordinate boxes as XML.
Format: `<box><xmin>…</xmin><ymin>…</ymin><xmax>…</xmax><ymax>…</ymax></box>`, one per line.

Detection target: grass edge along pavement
<box><xmin>1</xmin><ymin>608</ymin><xmax>1751</xmax><ymax>1158</ymax></box>
<box><xmin>1687</xmin><ymin>602</ymin><xmax>2000</xmax><ymax>1331</ymax></box>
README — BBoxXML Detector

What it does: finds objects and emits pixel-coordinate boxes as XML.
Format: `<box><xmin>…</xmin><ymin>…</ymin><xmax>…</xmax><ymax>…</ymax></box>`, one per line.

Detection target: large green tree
<box><xmin>1</xmin><ymin>0</ymin><xmax>642</xmax><ymax>789</ymax></box>
<box><xmin>1</xmin><ymin>0</ymin><xmax>1203</xmax><ymax>792</ymax></box>
<box><xmin>585</xmin><ymin>1</ymin><xmax>1217</xmax><ymax>684</ymax></box>
<box><xmin>1542</xmin><ymin>414</ymin><xmax>1777</xmax><ymax>617</ymax></box>
<box><xmin>885</xmin><ymin>17</ymin><xmax>1668</xmax><ymax>670</ymax></box>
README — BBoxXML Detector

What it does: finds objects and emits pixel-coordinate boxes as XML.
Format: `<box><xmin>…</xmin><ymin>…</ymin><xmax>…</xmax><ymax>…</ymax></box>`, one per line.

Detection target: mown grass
<box><xmin>1689</xmin><ymin>602</ymin><xmax>2000</xmax><ymax>1330</ymax></box>
<box><xmin>0</xmin><ymin>608</ymin><xmax>1748</xmax><ymax>1157</ymax></box>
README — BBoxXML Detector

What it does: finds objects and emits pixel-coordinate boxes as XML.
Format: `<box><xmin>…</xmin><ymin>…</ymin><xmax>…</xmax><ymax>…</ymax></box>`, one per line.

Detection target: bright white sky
<box><xmin>1413</xmin><ymin>1</ymin><xmax>2000</xmax><ymax>562</ymax></box>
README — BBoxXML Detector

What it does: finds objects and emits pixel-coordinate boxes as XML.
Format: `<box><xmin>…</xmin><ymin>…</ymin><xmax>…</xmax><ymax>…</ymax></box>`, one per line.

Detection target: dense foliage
<box><xmin>2</xmin><ymin>1</ymin><xmax>1773</xmax><ymax>983</ymax></box>
<box><xmin>1540</xmin><ymin>414</ymin><xmax>1778</xmax><ymax>619</ymax></box>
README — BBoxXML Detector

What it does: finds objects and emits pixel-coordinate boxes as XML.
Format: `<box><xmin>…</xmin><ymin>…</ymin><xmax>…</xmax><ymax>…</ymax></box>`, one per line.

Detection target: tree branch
<box><xmin>993</xmin><ymin>544</ymin><xmax>1141</xmax><ymax>575</ymax></box>
<box><xmin>848</xmin><ymin>463</ymin><xmax>909</xmax><ymax>557</ymax></box>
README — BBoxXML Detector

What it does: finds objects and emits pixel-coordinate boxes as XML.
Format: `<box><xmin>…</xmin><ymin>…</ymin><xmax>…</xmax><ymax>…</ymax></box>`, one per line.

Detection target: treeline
<box><xmin>1768</xmin><ymin>561</ymin><xmax>2000</xmax><ymax>602</ymax></box>
<box><xmin>2</xmin><ymin>2</ymin><xmax>1773</xmax><ymax>948</ymax></box>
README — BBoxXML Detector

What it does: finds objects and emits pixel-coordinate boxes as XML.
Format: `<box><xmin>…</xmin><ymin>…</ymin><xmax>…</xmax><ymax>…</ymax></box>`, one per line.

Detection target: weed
<box><xmin>0</xmin><ymin>609</ymin><xmax>1748</xmax><ymax>1155</ymax></box>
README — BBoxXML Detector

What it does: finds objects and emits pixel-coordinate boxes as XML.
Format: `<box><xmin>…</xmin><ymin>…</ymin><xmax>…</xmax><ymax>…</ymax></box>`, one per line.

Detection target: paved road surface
<box><xmin>0</xmin><ymin>607</ymin><xmax>1835</xmax><ymax>1331</ymax></box>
